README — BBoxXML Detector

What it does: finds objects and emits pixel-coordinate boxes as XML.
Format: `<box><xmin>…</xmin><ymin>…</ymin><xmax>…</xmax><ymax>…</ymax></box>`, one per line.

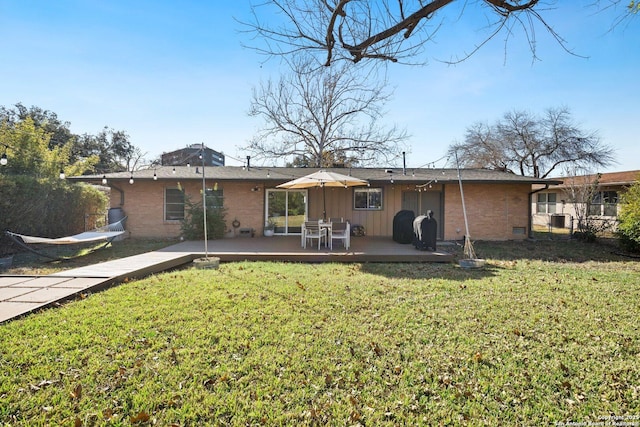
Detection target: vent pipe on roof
<box><xmin>246</xmin><ymin>156</ymin><xmax>250</xmax><ymax>170</ymax></box>
<box><xmin>402</xmin><ymin>151</ymin><xmax>406</xmax><ymax>175</ymax></box>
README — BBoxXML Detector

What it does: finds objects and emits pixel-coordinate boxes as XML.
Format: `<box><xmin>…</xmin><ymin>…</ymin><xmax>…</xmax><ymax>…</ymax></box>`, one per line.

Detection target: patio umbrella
<box><xmin>276</xmin><ymin>170</ymin><xmax>368</xmax><ymax>220</ymax></box>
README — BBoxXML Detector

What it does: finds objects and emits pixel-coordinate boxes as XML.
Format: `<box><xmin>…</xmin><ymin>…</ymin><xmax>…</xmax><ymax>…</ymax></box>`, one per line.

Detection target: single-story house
<box><xmin>532</xmin><ymin>170</ymin><xmax>639</xmax><ymax>230</ymax></box>
<box><xmin>70</xmin><ymin>166</ymin><xmax>561</xmax><ymax>241</ymax></box>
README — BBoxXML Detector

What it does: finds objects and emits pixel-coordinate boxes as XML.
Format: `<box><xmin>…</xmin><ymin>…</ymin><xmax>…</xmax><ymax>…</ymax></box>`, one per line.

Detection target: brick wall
<box><xmin>443</xmin><ymin>183</ymin><xmax>530</xmax><ymax>240</ymax></box>
<box><xmin>109</xmin><ymin>180</ymin><xmax>267</xmax><ymax>238</ymax></box>
<box><xmin>109</xmin><ymin>179</ymin><xmax>531</xmax><ymax>240</ymax></box>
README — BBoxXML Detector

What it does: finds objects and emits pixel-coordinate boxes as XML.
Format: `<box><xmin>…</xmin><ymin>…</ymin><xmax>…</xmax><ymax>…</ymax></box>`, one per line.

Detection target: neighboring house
<box><xmin>532</xmin><ymin>170</ymin><xmax>640</xmax><ymax>231</ymax></box>
<box><xmin>70</xmin><ymin>166</ymin><xmax>560</xmax><ymax>241</ymax></box>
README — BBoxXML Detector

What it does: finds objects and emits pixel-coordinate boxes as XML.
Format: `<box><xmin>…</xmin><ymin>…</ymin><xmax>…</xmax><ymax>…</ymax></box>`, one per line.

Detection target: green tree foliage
<box><xmin>0</xmin><ymin>118</ymin><xmax>98</xmax><ymax>178</ymax></box>
<box><xmin>617</xmin><ymin>179</ymin><xmax>640</xmax><ymax>253</ymax></box>
<box><xmin>1</xmin><ymin>103</ymin><xmax>141</xmax><ymax>175</ymax></box>
<box><xmin>0</xmin><ymin>103</ymin><xmax>75</xmax><ymax>150</ymax></box>
<box><xmin>76</xmin><ymin>127</ymin><xmax>144</xmax><ymax>173</ymax></box>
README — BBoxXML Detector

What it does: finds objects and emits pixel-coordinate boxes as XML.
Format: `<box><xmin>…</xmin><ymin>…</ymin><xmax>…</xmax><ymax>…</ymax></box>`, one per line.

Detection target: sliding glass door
<box><xmin>266</xmin><ymin>189</ymin><xmax>307</xmax><ymax>235</ymax></box>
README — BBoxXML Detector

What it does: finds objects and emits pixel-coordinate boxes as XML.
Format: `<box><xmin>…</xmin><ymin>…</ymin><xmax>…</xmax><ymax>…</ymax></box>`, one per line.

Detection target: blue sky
<box><xmin>0</xmin><ymin>1</ymin><xmax>637</xmax><ymax>175</ymax></box>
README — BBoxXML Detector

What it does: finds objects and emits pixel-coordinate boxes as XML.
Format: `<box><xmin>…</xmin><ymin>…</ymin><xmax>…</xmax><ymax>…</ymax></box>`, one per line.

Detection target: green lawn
<box><xmin>1</xmin><ymin>240</ymin><xmax>639</xmax><ymax>425</ymax></box>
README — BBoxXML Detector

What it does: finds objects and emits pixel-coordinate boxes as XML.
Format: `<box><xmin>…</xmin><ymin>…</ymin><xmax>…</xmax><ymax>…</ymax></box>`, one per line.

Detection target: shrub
<box><xmin>617</xmin><ymin>180</ymin><xmax>640</xmax><ymax>253</ymax></box>
<box><xmin>180</xmin><ymin>195</ymin><xmax>227</xmax><ymax>240</ymax></box>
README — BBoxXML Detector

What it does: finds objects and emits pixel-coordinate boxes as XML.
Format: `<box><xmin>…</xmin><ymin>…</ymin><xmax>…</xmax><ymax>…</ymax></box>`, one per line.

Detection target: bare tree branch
<box><xmin>242</xmin><ymin>0</ymin><xmax>602</xmax><ymax>66</ymax></box>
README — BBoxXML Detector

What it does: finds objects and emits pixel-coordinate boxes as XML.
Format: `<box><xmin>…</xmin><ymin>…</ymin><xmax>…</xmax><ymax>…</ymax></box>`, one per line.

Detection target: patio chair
<box><xmin>302</xmin><ymin>221</ymin><xmax>327</xmax><ymax>250</ymax></box>
<box><xmin>331</xmin><ymin>222</ymin><xmax>350</xmax><ymax>250</ymax></box>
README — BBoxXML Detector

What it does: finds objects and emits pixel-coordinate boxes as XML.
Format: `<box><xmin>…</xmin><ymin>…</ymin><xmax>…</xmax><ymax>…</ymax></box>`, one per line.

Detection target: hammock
<box><xmin>5</xmin><ymin>217</ymin><xmax>127</xmax><ymax>261</ymax></box>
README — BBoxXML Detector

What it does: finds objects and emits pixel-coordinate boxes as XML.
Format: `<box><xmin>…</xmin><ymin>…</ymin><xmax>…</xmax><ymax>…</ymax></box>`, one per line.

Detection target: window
<box><xmin>354</xmin><ymin>188</ymin><xmax>383</xmax><ymax>210</ymax></box>
<box><xmin>603</xmin><ymin>191</ymin><xmax>618</xmax><ymax>216</ymax></box>
<box><xmin>165</xmin><ymin>188</ymin><xmax>185</xmax><ymax>221</ymax></box>
<box><xmin>205</xmin><ymin>188</ymin><xmax>224</xmax><ymax>209</ymax></box>
<box><xmin>590</xmin><ymin>191</ymin><xmax>618</xmax><ymax>216</ymax></box>
<box><xmin>536</xmin><ymin>193</ymin><xmax>556</xmax><ymax>214</ymax></box>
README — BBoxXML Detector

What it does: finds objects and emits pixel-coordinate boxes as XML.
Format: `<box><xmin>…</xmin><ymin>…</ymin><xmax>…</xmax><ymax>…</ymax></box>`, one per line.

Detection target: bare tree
<box><xmin>245</xmin><ymin>59</ymin><xmax>408</xmax><ymax>167</ymax></box>
<box><xmin>244</xmin><ymin>0</ymin><xmax>574</xmax><ymax>66</ymax></box>
<box><xmin>561</xmin><ymin>169</ymin><xmax>616</xmax><ymax>240</ymax></box>
<box><xmin>449</xmin><ymin>107</ymin><xmax>616</xmax><ymax>178</ymax></box>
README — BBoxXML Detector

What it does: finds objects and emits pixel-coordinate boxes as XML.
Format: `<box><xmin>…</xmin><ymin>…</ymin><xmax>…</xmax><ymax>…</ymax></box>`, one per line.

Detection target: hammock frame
<box><xmin>5</xmin><ymin>217</ymin><xmax>127</xmax><ymax>262</ymax></box>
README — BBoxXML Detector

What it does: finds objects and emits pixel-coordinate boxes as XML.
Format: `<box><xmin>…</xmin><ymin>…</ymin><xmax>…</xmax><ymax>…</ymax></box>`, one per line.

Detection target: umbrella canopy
<box><xmin>276</xmin><ymin>170</ymin><xmax>368</xmax><ymax>189</ymax></box>
<box><xmin>277</xmin><ymin>170</ymin><xmax>368</xmax><ymax>219</ymax></box>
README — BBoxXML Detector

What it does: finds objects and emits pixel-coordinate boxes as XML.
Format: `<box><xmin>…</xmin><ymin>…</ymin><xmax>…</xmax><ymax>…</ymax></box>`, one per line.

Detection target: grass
<box><xmin>1</xmin><ymin>239</ymin><xmax>639</xmax><ymax>425</ymax></box>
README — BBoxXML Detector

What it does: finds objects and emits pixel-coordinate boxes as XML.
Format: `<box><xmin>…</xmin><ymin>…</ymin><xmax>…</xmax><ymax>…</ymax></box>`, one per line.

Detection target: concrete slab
<box><xmin>7</xmin><ymin>287</ymin><xmax>84</xmax><ymax>304</ymax></box>
<box><xmin>0</xmin><ymin>302</ymin><xmax>44</xmax><ymax>323</ymax></box>
<box><xmin>8</xmin><ymin>276</ymin><xmax>73</xmax><ymax>288</ymax></box>
<box><xmin>0</xmin><ymin>276</ymin><xmax>37</xmax><ymax>286</ymax></box>
<box><xmin>0</xmin><ymin>287</ymin><xmax>37</xmax><ymax>302</ymax></box>
<box><xmin>49</xmin><ymin>277</ymin><xmax>108</xmax><ymax>289</ymax></box>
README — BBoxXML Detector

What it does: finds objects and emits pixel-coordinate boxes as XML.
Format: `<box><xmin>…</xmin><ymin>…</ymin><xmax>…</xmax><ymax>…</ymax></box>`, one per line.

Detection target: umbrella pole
<box><xmin>322</xmin><ymin>184</ymin><xmax>326</xmax><ymax>221</ymax></box>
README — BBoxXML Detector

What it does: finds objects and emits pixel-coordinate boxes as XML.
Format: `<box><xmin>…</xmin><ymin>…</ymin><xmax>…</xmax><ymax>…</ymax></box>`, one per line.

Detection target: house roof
<box><xmin>70</xmin><ymin>166</ymin><xmax>561</xmax><ymax>186</ymax></box>
<box><xmin>548</xmin><ymin>170</ymin><xmax>640</xmax><ymax>189</ymax></box>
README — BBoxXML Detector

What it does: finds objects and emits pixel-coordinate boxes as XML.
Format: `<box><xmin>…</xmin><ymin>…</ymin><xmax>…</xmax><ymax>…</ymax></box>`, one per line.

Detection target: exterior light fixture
<box><xmin>129</xmin><ymin>174</ymin><xmax>134</xmax><ymax>184</ymax></box>
<box><xmin>59</xmin><ymin>168</ymin><xmax>66</xmax><ymax>180</ymax></box>
<box><xmin>153</xmin><ymin>170</ymin><xmax>158</xmax><ymax>181</ymax></box>
<box><xmin>102</xmin><ymin>175</ymin><xmax>107</xmax><ymax>185</ymax></box>
<box><xmin>0</xmin><ymin>144</ymin><xmax>11</xmax><ymax>166</ymax></box>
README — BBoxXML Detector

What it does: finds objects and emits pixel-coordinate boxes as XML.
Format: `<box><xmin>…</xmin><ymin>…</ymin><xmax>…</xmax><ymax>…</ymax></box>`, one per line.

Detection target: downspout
<box><xmin>110</xmin><ymin>183</ymin><xmax>125</xmax><ymax>206</ymax></box>
<box><xmin>528</xmin><ymin>184</ymin><xmax>549</xmax><ymax>239</ymax></box>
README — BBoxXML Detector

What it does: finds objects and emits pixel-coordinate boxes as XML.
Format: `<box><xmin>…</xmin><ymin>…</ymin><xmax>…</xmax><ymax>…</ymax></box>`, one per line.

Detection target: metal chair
<box><xmin>302</xmin><ymin>221</ymin><xmax>327</xmax><ymax>250</ymax></box>
<box><xmin>331</xmin><ymin>222</ymin><xmax>350</xmax><ymax>250</ymax></box>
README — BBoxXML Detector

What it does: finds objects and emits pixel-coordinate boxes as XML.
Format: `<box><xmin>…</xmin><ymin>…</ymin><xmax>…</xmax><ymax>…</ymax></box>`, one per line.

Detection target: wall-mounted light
<box><xmin>251</xmin><ymin>186</ymin><xmax>261</xmax><ymax>192</ymax></box>
<box><xmin>59</xmin><ymin>167</ymin><xmax>66</xmax><ymax>180</ymax></box>
<box><xmin>153</xmin><ymin>169</ymin><xmax>158</xmax><ymax>181</ymax></box>
<box><xmin>102</xmin><ymin>175</ymin><xmax>108</xmax><ymax>185</ymax></box>
<box><xmin>129</xmin><ymin>173</ymin><xmax>134</xmax><ymax>184</ymax></box>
